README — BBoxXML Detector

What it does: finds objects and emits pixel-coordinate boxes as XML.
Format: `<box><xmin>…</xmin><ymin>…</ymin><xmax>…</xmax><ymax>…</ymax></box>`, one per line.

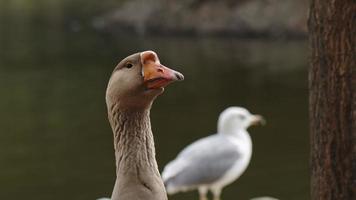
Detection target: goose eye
<box><xmin>126</xmin><ymin>63</ymin><xmax>133</xmax><ymax>69</ymax></box>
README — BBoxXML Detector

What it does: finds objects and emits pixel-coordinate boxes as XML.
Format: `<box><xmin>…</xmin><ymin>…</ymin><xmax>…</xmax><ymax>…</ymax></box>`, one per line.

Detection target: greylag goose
<box><xmin>162</xmin><ymin>107</ymin><xmax>265</xmax><ymax>200</ymax></box>
<box><xmin>105</xmin><ymin>51</ymin><xmax>184</xmax><ymax>200</ymax></box>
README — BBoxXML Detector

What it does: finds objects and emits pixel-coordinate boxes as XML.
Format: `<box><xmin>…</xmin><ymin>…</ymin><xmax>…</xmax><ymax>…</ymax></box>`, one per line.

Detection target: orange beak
<box><xmin>141</xmin><ymin>51</ymin><xmax>184</xmax><ymax>89</ymax></box>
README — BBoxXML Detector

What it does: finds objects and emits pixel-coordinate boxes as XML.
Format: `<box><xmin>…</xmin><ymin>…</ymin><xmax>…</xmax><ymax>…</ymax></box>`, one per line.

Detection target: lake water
<box><xmin>0</xmin><ymin>27</ymin><xmax>309</xmax><ymax>200</ymax></box>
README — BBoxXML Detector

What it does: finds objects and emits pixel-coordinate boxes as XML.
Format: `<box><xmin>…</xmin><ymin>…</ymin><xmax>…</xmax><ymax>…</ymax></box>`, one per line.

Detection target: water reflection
<box><xmin>0</xmin><ymin>29</ymin><xmax>309</xmax><ymax>200</ymax></box>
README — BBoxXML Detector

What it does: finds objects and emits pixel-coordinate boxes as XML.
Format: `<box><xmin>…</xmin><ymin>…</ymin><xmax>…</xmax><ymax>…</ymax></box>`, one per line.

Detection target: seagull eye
<box><xmin>126</xmin><ymin>63</ymin><xmax>133</xmax><ymax>69</ymax></box>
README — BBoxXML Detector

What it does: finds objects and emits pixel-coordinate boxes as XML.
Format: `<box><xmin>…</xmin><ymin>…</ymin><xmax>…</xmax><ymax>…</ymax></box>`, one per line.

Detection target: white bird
<box><xmin>162</xmin><ymin>107</ymin><xmax>265</xmax><ymax>200</ymax></box>
<box><xmin>250</xmin><ymin>197</ymin><xmax>279</xmax><ymax>200</ymax></box>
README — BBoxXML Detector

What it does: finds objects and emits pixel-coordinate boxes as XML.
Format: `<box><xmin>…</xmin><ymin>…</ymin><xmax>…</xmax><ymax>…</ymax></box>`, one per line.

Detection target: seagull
<box><xmin>250</xmin><ymin>197</ymin><xmax>279</xmax><ymax>200</ymax></box>
<box><xmin>162</xmin><ymin>107</ymin><xmax>265</xmax><ymax>200</ymax></box>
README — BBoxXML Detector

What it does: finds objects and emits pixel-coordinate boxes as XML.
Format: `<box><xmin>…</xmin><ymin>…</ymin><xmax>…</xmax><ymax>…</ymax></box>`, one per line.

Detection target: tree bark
<box><xmin>308</xmin><ymin>0</ymin><xmax>356</xmax><ymax>199</ymax></box>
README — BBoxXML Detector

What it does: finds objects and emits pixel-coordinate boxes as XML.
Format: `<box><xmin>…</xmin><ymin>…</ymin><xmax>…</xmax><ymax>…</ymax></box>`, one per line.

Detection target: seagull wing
<box><xmin>162</xmin><ymin>134</ymin><xmax>240</xmax><ymax>192</ymax></box>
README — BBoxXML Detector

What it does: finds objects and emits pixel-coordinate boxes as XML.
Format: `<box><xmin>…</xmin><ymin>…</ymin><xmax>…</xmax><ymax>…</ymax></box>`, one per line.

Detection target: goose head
<box><xmin>106</xmin><ymin>50</ymin><xmax>184</xmax><ymax>109</ymax></box>
<box><xmin>218</xmin><ymin>107</ymin><xmax>265</xmax><ymax>135</ymax></box>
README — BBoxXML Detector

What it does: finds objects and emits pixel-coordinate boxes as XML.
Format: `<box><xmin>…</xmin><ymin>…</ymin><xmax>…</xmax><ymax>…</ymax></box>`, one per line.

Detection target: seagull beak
<box><xmin>250</xmin><ymin>115</ymin><xmax>266</xmax><ymax>126</ymax></box>
<box><xmin>141</xmin><ymin>51</ymin><xmax>184</xmax><ymax>89</ymax></box>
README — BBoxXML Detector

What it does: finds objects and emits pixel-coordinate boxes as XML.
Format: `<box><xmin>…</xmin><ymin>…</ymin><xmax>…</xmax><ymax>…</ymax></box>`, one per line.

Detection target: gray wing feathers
<box><xmin>165</xmin><ymin>135</ymin><xmax>240</xmax><ymax>189</ymax></box>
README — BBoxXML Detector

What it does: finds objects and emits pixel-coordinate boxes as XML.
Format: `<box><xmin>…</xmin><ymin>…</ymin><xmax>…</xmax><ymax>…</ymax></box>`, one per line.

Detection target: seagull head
<box><xmin>217</xmin><ymin>107</ymin><xmax>265</xmax><ymax>134</ymax></box>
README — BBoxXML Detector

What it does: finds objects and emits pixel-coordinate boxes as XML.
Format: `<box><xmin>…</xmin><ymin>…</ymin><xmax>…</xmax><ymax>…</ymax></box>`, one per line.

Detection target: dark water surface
<box><xmin>0</xmin><ymin>28</ymin><xmax>309</xmax><ymax>200</ymax></box>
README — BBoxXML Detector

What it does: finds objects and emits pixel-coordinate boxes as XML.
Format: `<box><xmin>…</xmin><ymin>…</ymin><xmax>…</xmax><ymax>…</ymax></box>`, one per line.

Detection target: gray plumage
<box><xmin>164</xmin><ymin>134</ymin><xmax>240</xmax><ymax>190</ymax></box>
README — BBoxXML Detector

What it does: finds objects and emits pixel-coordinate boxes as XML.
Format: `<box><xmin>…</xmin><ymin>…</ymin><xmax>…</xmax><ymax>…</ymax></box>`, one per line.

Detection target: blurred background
<box><xmin>0</xmin><ymin>0</ymin><xmax>309</xmax><ymax>199</ymax></box>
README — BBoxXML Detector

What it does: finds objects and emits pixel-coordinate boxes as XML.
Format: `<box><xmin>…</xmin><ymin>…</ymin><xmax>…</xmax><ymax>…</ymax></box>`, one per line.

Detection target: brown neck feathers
<box><xmin>108</xmin><ymin>103</ymin><xmax>159</xmax><ymax>175</ymax></box>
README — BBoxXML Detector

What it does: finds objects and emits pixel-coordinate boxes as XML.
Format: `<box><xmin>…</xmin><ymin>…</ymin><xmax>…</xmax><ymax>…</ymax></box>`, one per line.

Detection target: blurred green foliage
<box><xmin>0</xmin><ymin>0</ymin><xmax>124</xmax><ymax>25</ymax></box>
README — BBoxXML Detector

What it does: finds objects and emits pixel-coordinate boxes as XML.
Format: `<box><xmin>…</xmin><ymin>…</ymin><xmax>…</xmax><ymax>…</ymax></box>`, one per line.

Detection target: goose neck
<box><xmin>108</xmin><ymin>104</ymin><xmax>159</xmax><ymax>175</ymax></box>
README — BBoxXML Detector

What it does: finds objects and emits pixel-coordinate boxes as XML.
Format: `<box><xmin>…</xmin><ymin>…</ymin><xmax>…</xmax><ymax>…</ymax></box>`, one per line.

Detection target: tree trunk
<box><xmin>308</xmin><ymin>0</ymin><xmax>356</xmax><ymax>199</ymax></box>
